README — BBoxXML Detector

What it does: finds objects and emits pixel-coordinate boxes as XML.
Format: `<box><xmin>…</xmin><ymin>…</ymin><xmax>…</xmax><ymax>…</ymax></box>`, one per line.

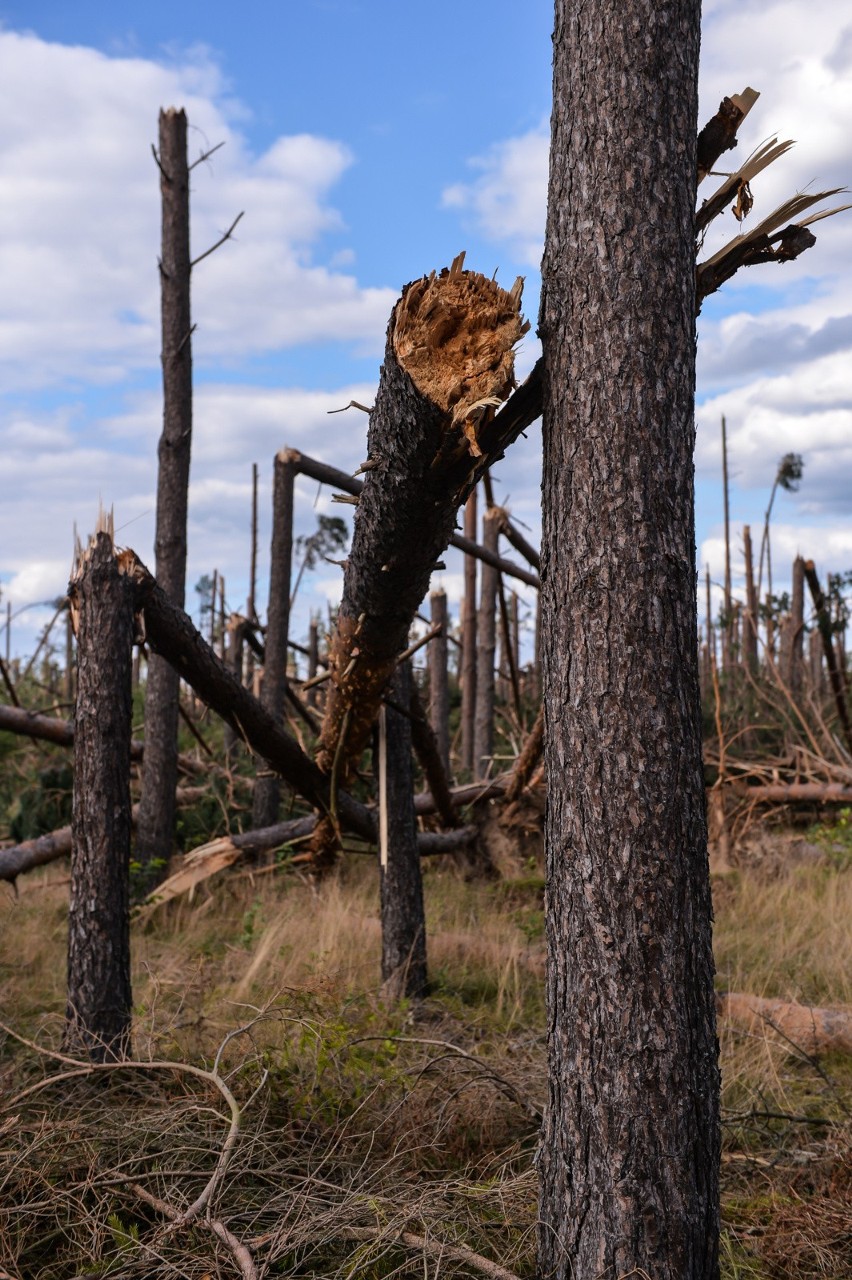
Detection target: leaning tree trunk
<box><xmin>65</xmin><ymin>527</ymin><xmax>135</xmax><ymax>1061</ymax></box>
<box><xmin>135</xmin><ymin>107</ymin><xmax>192</xmax><ymax>889</ymax></box>
<box><xmin>537</xmin><ymin>3</ymin><xmax>719</xmax><ymax>1279</ymax></box>
<box><xmin>378</xmin><ymin>662</ymin><xmax>427</xmax><ymax>1000</ymax></box>
<box><xmin>310</xmin><ymin>256</ymin><xmax>528</xmax><ymax>868</ymax></box>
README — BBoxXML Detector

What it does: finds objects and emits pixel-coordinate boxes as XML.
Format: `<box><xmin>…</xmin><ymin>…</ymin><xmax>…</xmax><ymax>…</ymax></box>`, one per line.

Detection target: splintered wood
<box><xmin>392</xmin><ymin>252</ymin><xmax>528</xmax><ymax>456</ymax></box>
<box><xmin>309</xmin><ymin>255</ymin><xmax>528</xmax><ymax>870</ymax></box>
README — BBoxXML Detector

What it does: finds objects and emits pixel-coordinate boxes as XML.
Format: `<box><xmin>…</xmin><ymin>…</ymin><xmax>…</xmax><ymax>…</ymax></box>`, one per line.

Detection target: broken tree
<box><xmin>310</xmin><ymin>254</ymin><xmax>528</xmax><ymax>867</ymax></box>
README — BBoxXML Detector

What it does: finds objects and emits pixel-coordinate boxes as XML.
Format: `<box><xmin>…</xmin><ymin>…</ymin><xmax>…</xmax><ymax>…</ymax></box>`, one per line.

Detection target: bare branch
<box><xmin>190</xmin><ymin>210</ymin><xmax>245</xmax><ymax>269</ymax></box>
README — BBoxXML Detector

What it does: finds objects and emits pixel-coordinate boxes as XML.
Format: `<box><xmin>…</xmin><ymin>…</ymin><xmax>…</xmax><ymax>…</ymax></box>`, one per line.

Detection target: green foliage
<box><xmin>808</xmin><ymin>806</ymin><xmax>852</xmax><ymax>871</ymax></box>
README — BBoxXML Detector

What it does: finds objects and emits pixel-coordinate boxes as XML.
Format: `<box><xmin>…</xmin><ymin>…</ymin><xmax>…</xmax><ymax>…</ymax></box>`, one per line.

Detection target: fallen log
<box><xmin>719</xmin><ymin>991</ymin><xmax>852</xmax><ymax>1056</ymax></box>
<box><xmin>312</xmin><ymin>255</ymin><xmax>528</xmax><ymax>868</ymax></box>
<box><xmin>730</xmin><ymin>782</ymin><xmax>852</xmax><ymax>804</ymax></box>
<box><xmin>0</xmin><ymin>786</ymin><xmax>210</xmax><ymax>885</ymax></box>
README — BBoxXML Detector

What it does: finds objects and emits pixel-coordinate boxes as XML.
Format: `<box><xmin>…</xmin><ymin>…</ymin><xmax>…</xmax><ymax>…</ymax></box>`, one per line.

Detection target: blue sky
<box><xmin>1</xmin><ymin>1</ymin><xmax>851</xmax><ymax>661</ymax></box>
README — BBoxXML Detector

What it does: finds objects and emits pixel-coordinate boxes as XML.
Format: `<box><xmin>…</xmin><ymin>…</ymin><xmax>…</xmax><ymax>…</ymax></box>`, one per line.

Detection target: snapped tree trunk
<box><xmin>461</xmin><ymin>489</ymin><xmax>478</xmax><ymax>773</ymax></box>
<box><xmin>428</xmin><ymin>588</ymin><xmax>451</xmax><ymax>777</ymax></box>
<box><xmin>742</xmin><ymin>524</ymin><xmax>759</xmax><ymax>674</ymax></box>
<box><xmin>311</xmin><ymin>257</ymin><xmax>527</xmax><ymax>868</ymax></box>
<box><xmin>135</xmin><ymin>108</ymin><xmax>193</xmax><ymax>888</ymax></box>
<box><xmin>65</xmin><ymin>528</ymin><xmax>134</xmax><ymax>1061</ymax></box>
<box><xmin>473</xmin><ymin>507</ymin><xmax>500</xmax><ymax>779</ymax></box>
<box><xmin>378</xmin><ymin>662</ymin><xmax>428</xmax><ymax>1000</ymax></box>
<box><xmin>252</xmin><ymin>449</ymin><xmax>296</xmax><ymax>828</ymax></box>
<box><xmin>538</xmin><ymin>3</ymin><xmax>719</xmax><ymax>1278</ymax></box>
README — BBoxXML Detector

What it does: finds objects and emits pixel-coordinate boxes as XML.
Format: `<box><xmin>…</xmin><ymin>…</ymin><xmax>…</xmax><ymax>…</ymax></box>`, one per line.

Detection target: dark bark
<box><xmin>473</xmin><ymin>508</ymin><xmax>500</xmax><ymax>780</ymax></box>
<box><xmin>127</xmin><ymin>552</ymin><xmax>376</xmax><ymax>842</ymax></box>
<box><xmin>223</xmin><ymin>614</ymin><xmax>246</xmax><ymax>764</ymax></box>
<box><xmin>804</xmin><ymin>561</ymin><xmax>852</xmax><ymax>754</ymax></box>
<box><xmin>428</xmin><ymin>589</ymin><xmax>451</xmax><ymax>777</ymax></box>
<box><xmin>742</xmin><ymin>524</ymin><xmax>759</xmax><ymax>674</ymax></box>
<box><xmin>538</xmin><ymin>3</ymin><xmax>719</xmax><ymax>1278</ymax></box>
<box><xmin>65</xmin><ymin>532</ymin><xmax>134</xmax><ymax>1061</ymax></box>
<box><xmin>379</xmin><ymin>663</ymin><xmax>427</xmax><ymax>1000</ymax></box>
<box><xmin>306</xmin><ymin>615</ymin><xmax>320</xmax><ymax>707</ymax></box>
<box><xmin>310</xmin><ymin>260</ymin><xmax>527</xmax><ymax>868</ymax></box>
<box><xmin>136</xmin><ymin>108</ymin><xmax>193</xmax><ymax>886</ymax></box>
<box><xmin>788</xmin><ymin>555</ymin><xmax>805</xmax><ymax>694</ymax></box>
<box><xmin>253</xmin><ymin>449</ymin><xmax>297</xmax><ymax>828</ymax></box>
<box><xmin>461</xmin><ymin>490</ymin><xmax>478</xmax><ymax>773</ymax></box>
<box><xmin>290</xmin><ymin>450</ymin><xmax>539</xmax><ymax>588</ymax></box>
<box><xmin>407</xmin><ymin>678</ymin><xmax>456</xmax><ymax>828</ymax></box>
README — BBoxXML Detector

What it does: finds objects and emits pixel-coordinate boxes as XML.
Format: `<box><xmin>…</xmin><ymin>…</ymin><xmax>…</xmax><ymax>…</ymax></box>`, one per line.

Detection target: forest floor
<box><xmin>1</xmin><ymin>818</ymin><xmax>851</xmax><ymax>1279</ymax></box>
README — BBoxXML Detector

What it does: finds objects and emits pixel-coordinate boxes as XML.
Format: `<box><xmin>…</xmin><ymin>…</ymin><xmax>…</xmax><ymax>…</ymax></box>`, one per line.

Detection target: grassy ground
<box><xmin>1</xmin><ymin>832</ymin><xmax>850</xmax><ymax>1278</ymax></box>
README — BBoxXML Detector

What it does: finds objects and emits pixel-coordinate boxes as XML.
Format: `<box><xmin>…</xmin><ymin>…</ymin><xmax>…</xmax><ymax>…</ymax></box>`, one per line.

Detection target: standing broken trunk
<box><xmin>135</xmin><ymin>108</ymin><xmax>193</xmax><ymax>890</ymax></box>
<box><xmin>378</xmin><ymin>662</ymin><xmax>427</xmax><ymax>1001</ymax></box>
<box><xmin>65</xmin><ymin>527</ymin><xmax>135</xmax><ymax>1061</ymax></box>
<box><xmin>310</xmin><ymin>255</ymin><xmax>527</xmax><ymax>869</ymax></box>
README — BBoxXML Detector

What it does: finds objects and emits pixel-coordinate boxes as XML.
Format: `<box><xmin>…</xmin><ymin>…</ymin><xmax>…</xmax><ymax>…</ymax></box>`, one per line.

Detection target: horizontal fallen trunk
<box><xmin>719</xmin><ymin>991</ymin><xmax>852</xmax><ymax>1056</ymax></box>
<box><xmin>143</xmin><ymin>820</ymin><xmax>480</xmax><ymax>907</ymax></box>
<box><xmin>731</xmin><ymin>782</ymin><xmax>852</xmax><ymax>804</ymax></box>
<box><xmin>0</xmin><ymin>702</ymin><xmax>224</xmax><ymax>779</ymax></box>
<box><xmin>0</xmin><ymin>786</ymin><xmax>210</xmax><ymax>884</ymax></box>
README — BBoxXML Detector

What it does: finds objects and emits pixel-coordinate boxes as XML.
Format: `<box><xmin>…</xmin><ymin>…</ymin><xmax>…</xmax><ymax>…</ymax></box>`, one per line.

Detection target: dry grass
<box><xmin>1</xmin><ymin>838</ymin><xmax>850</xmax><ymax>1279</ymax></box>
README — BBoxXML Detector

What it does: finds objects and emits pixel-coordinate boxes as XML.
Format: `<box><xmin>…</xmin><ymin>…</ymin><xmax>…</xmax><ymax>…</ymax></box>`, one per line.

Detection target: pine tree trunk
<box><xmin>473</xmin><ymin>508</ymin><xmax>500</xmax><ymax>780</ymax></box>
<box><xmin>428</xmin><ymin>588</ymin><xmax>451</xmax><ymax>777</ymax></box>
<box><xmin>379</xmin><ymin>662</ymin><xmax>427</xmax><ymax>1000</ymax></box>
<box><xmin>461</xmin><ymin>490</ymin><xmax>478</xmax><ymax>773</ymax></box>
<box><xmin>65</xmin><ymin>530</ymin><xmax>134</xmax><ymax>1060</ymax></box>
<box><xmin>742</xmin><ymin>524</ymin><xmax>759</xmax><ymax>674</ymax></box>
<box><xmin>538</xmin><ymin>3</ymin><xmax>719</xmax><ymax>1277</ymax></box>
<box><xmin>136</xmin><ymin>108</ymin><xmax>192</xmax><ymax>888</ymax></box>
<box><xmin>253</xmin><ymin>449</ymin><xmax>296</xmax><ymax>828</ymax></box>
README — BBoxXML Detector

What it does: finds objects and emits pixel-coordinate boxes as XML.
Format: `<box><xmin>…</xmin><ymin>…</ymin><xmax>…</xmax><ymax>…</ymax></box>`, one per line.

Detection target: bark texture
<box><xmin>428</xmin><ymin>589</ymin><xmax>451</xmax><ymax>777</ymax></box>
<box><xmin>538</xmin><ymin>4</ymin><xmax>719</xmax><ymax>1278</ymax></box>
<box><xmin>253</xmin><ymin>450</ymin><xmax>296</xmax><ymax>828</ymax></box>
<box><xmin>473</xmin><ymin>508</ymin><xmax>500</xmax><ymax>779</ymax></box>
<box><xmin>65</xmin><ymin>532</ymin><xmax>134</xmax><ymax>1060</ymax></box>
<box><xmin>379</xmin><ymin>662</ymin><xmax>427</xmax><ymax>1000</ymax></box>
<box><xmin>136</xmin><ymin>108</ymin><xmax>193</xmax><ymax>885</ymax></box>
<box><xmin>461</xmin><ymin>490</ymin><xmax>478</xmax><ymax>774</ymax></box>
<box><xmin>311</xmin><ymin>260</ymin><xmax>527</xmax><ymax>867</ymax></box>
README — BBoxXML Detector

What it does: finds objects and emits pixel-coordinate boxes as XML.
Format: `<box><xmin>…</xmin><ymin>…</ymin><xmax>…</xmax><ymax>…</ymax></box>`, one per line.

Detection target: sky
<box><xmin>0</xmin><ymin>0</ymin><xmax>850</xmax><ymax>664</ymax></box>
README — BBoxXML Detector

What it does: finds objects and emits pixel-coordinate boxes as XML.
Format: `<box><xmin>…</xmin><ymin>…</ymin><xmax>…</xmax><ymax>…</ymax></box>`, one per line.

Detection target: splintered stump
<box><xmin>65</xmin><ymin>528</ymin><xmax>135</xmax><ymax>1061</ymax></box>
<box><xmin>311</xmin><ymin>255</ymin><xmax>528</xmax><ymax>869</ymax></box>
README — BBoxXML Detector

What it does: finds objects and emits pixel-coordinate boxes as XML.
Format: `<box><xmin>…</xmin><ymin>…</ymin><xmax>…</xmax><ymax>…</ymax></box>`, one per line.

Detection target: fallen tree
<box><xmin>719</xmin><ymin>991</ymin><xmax>852</xmax><ymax>1057</ymax></box>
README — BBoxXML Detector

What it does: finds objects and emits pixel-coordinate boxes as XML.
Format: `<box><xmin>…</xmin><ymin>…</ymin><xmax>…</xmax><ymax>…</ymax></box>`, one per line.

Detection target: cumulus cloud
<box><xmin>442</xmin><ymin>124</ymin><xmax>548</xmax><ymax>268</ymax></box>
<box><xmin>0</xmin><ymin>30</ymin><xmax>396</xmax><ymax>393</ymax></box>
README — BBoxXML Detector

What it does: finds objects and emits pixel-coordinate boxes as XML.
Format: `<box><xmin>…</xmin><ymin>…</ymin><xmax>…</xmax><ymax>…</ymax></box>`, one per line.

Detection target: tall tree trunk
<box><xmin>428</xmin><ymin>588</ymin><xmax>451</xmax><ymax>777</ymax></box>
<box><xmin>379</xmin><ymin>662</ymin><xmax>427</xmax><ymax>1000</ymax></box>
<box><xmin>135</xmin><ymin>108</ymin><xmax>192</xmax><ymax>888</ymax></box>
<box><xmin>742</xmin><ymin>524</ymin><xmax>759</xmax><ymax>674</ymax></box>
<box><xmin>538</xmin><ymin>3</ymin><xmax>719</xmax><ymax>1278</ymax></box>
<box><xmin>721</xmin><ymin>415</ymin><xmax>732</xmax><ymax>672</ymax></box>
<box><xmin>461</xmin><ymin>489</ymin><xmax>479</xmax><ymax>773</ymax></box>
<box><xmin>252</xmin><ymin>449</ymin><xmax>296</xmax><ymax>828</ymax></box>
<box><xmin>65</xmin><ymin>529</ymin><xmax>134</xmax><ymax>1061</ymax></box>
<box><xmin>473</xmin><ymin>508</ymin><xmax>500</xmax><ymax>780</ymax></box>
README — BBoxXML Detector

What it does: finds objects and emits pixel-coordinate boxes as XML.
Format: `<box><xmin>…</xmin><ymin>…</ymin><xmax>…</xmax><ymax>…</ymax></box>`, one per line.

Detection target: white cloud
<box><xmin>0</xmin><ymin>30</ymin><xmax>396</xmax><ymax>392</ymax></box>
<box><xmin>442</xmin><ymin>124</ymin><xmax>548</xmax><ymax>269</ymax></box>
